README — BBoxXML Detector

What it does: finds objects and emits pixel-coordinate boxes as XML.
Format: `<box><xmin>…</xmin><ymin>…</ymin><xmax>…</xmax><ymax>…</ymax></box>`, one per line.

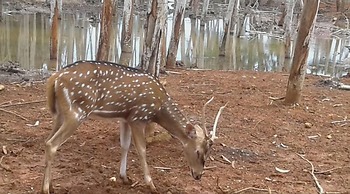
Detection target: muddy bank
<box><xmin>0</xmin><ymin>61</ymin><xmax>48</xmax><ymax>83</ymax></box>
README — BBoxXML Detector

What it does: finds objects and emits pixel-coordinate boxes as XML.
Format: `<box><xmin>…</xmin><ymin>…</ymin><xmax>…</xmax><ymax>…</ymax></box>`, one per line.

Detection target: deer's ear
<box><xmin>185</xmin><ymin>124</ymin><xmax>197</xmax><ymax>139</ymax></box>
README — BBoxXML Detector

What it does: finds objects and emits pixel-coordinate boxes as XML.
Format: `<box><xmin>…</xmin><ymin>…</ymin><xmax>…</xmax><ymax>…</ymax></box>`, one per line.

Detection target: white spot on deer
<box><xmin>93</xmin><ymin>70</ymin><xmax>97</xmax><ymax>74</ymax></box>
<box><xmin>87</xmin><ymin>71</ymin><xmax>90</xmax><ymax>75</ymax></box>
<box><xmin>79</xmin><ymin>73</ymin><xmax>83</xmax><ymax>77</ymax></box>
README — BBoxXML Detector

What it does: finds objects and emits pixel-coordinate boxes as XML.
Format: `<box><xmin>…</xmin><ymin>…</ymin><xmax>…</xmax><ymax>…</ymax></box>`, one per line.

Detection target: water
<box><xmin>0</xmin><ymin>12</ymin><xmax>349</xmax><ymax>77</ymax></box>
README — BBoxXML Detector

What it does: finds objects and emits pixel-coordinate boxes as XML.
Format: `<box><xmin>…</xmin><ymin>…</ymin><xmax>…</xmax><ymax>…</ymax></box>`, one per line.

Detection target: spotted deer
<box><xmin>42</xmin><ymin>60</ymin><xmax>226</xmax><ymax>193</ymax></box>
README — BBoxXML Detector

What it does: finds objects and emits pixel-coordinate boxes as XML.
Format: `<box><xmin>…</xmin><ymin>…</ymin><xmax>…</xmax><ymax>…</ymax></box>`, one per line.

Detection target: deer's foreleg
<box><xmin>119</xmin><ymin>121</ymin><xmax>132</xmax><ymax>184</ymax></box>
<box><xmin>129</xmin><ymin>121</ymin><xmax>157</xmax><ymax>193</ymax></box>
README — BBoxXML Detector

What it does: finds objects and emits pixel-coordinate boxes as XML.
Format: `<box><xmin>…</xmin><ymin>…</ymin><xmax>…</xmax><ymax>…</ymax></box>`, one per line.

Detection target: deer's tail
<box><xmin>46</xmin><ymin>73</ymin><xmax>59</xmax><ymax>114</ymax></box>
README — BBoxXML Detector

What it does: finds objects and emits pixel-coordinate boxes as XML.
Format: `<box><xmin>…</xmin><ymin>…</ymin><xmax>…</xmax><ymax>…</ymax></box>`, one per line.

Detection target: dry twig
<box><xmin>314</xmin><ymin>166</ymin><xmax>350</xmax><ymax>175</ymax></box>
<box><xmin>0</xmin><ymin>108</ymin><xmax>28</xmax><ymax>121</ymax></box>
<box><xmin>0</xmin><ymin>99</ymin><xmax>45</xmax><ymax>108</ymax></box>
<box><xmin>268</xmin><ymin>96</ymin><xmax>285</xmax><ymax>101</ymax></box>
<box><xmin>233</xmin><ymin>187</ymin><xmax>275</xmax><ymax>194</ymax></box>
<box><xmin>216</xmin><ymin>177</ymin><xmax>275</xmax><ymax>194</ymax></box>
<box><xmin>297</xmin><ymin>153</ymin><xmax>325</xmax><ymax>194</ymax></box>
<box><xmin>0</xmin><ymin>156</ymin><xmax>11</xmax><ymax>172</ymax></box>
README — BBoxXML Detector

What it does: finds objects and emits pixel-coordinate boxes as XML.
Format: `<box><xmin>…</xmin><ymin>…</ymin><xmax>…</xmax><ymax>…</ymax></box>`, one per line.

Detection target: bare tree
<box><xmin>50</xmin><ymin>0</ymin><xmax>59</xmax><ymax>61</ymax></box>
<box><xmin>219</xmin><ymin>0</ymin><xmax>237</xmax><ymax>56</ymax></box>
<box><xmin>189</xmin><ymin>0</ymin><xmax>199</xmax><ymax>18</ymax></box>
<box><xmin>0</xmin><ymin>0</ymin><xmax>3</xmax><ymax>21</ymax></box>
<box><xmin>336</xmin><ymin>0</ymin><xmax>342</xmax><ymax>12</ymax></box>
<box><xmin>120</xmin><ymin>0</ymin><xmax>134</xmax><ymax>66</ymax></box>
<box><xmin>166</xmin><ymin>0</ymin><xmax>187</xmax><ymax>69</ymax></box>
<box><xmin>284</xmin><ymin>0</ymin><xmax>320</xmax><ymax>105</ymax></box>
<box><xmin>284</xmin><ymin>0</ymin><xmax>295</xmax><ymax>59</ymax></box>
<box><xmin>141</xmin><ymin>0</ymin><xmax>158</xmax><ymax>71</ymax></box>
<box><xmin>156</xmin><ymin>0</ymin><xmax>168</xmax><ymax>72</ymax></box>
<box><xmin>50</xmin><ymin>0</ymin><xmax>62</xmax><ymax>19</ymax></box>
<box><xmin>201</xmin><ymin>0</ymin><xmax>210</xmax><ymax>20</ymax></box>
<box><xmin>96</xmin><ymin>0</ymin><xmax>116</xmax><ymax>61</ymax></box>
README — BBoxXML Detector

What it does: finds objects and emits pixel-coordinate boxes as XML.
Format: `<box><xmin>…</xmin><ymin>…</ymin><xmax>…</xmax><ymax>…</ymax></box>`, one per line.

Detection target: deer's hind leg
<box><xmin>42</xmin><ymin>111</ymin><xmax>81</xmax><ymax>194</ymax></box>
<box><xmin>119</xmin><ymin>121</ymin><xmax>132</xmax><ymax>184</ymax></box>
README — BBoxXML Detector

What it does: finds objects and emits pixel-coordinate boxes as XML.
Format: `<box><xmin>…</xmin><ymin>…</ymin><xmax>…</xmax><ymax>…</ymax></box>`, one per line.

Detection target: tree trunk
<box><xmin>219</xmin><ymin>0</ymin><xmax>236</xmax><ymax>56</ymax></box>
<box><xmin>50</xmin><ymin>0</ymin><xmax>62</xmax><ymax>19</ymax></box>
<box><xmin>190</xmin><ymin>0</ymin><xmax>199</xmax><ymax>18</ymax></box>
<box><xmin>0</xmin><ymin>0</ymin><xmax>3</xmax><ymax>21</ymax></box>
<box><xmin>284</xmin><ymin>0</ymin><xmax>320</xmax><ymax>105</ymax></box>
<box><xmin>120</xmin><ymin>0</ymin><xmax>134</xmax><ymax>66</ymax></box>
<box><xmin>156</xmin><ymin>0</ymin><xmax>168</xmax><ymax>73</ymax></box>
<box><xmin>336</xmin><ymin>0</ymin><xmax>341</xmax><ymax>12</ymax></box>
<box><xmin>141</xmin><ymin>0</ymin><xmax>158</xmax><ymax>71</ymax></box>
<box><xmin>284</xmin><ymin>0</ymin><xmax>295</xmax><ymax>59</ymax></box>
<box><xmin>50</xmin><ymin>0</ymin><xmax>59</xmax><ymax>61</ymax></box>
<box><xmin>96</xmin><ymin>0</ymin><xmax>116</xmax><ymax>61</ymax></box>
<box><xmin>166</xmin><ymin>0</ymin><xmax>187</xmax><ymax>69</ymax></box>
<box><xmin>278</xmin><ymin>4</ymin><xmax>286</xmax><ymax>26</ymax></box>
<box><xmin>201</xmin><ymin>0</ymin><xmax>210</xmax><ymax>20</ymax></box>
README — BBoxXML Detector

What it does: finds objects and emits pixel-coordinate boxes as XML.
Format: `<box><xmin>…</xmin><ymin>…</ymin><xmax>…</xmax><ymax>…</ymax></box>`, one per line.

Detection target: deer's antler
<box><xmin>210</xmin><ymin>102</ymin><xmax>228</xmax><ymax>141</ymax></box>
<box><xmin>202</xmin><ymin>97</ymin><xmax>214</xmax><ymax>137</ymax></box>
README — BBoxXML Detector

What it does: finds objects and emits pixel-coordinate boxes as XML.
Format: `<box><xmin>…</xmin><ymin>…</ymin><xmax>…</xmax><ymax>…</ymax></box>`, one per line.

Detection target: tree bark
<box><xmin>120</xmin><ymin>0</ymin><xmax>134</xmax><ymax>66</ymax></box>
<box><xmin>50</xmin><ymin>0</ymin><xmax>59</xmax><ymax>61</ymax></box>
<box><xmin>96</xmin><ymin>0</ymin><xmax>115</xmax><ymax>61</ymax></box>
<box><xmin>284</xmin><ymin>0</ymin><xmax>295</xmax><ymax>59</ymax></box>
<box><xmin>156</xmin><ymin>0</ymin><xmax>168</xmax><ymax>73</ymax></box>
<box><xmin>141</xmin><ymin>0</ymin><xmax>158</xmax><ymax>71</ymax></box>
<box><xmin>278</xmin><ymin>4</ymin><xmax>286</xmax><ymax>26</ymax></box>
<box><xmin>219</xmin><ymin>0</ymin><xmax>236</xmax><ymax>56</ymax></box>
<box><xmin>284</xmin><ymin>0</ymin><xmax>320</xmax><ymax>105</ymax></box>
<box><xmin>166</xmin><ymin>0</ymin><xmax>187</xmax><ymax>69</ymax></box>
<box><xmin>0</xmin><ymin>0</ymin><xmax>3</xmax><ymax>21</ymax></box>
<box><xmin>201</xmin><ymin>0</ymin><xmax>210</xmax><ymax>20</ymax></box>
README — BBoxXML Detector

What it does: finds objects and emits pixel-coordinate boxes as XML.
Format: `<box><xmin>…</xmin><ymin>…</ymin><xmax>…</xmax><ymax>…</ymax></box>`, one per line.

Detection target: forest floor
<box><xmin>1</xmin><ymin>1</ymin><xmax>350</xmax><ymax>194</ymax></box>
<box><xmin>0</xmin><ymin>70</ymin><xmax>350</xmax><ymax>194</ymax></box>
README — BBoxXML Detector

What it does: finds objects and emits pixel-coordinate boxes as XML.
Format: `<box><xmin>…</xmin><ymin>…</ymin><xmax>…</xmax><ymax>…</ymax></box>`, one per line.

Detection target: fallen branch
<box><xmin>0</xmin><ymin>108</ymin><xmax>28</xmax><ymax>121</ymax></box>
<box><xmin>204</xmin><ymin>166</ymin><xmax>217</xmax><ymax>170</ymax></box>
<box><xmin>268</xmin><ymin>96</ymin><xmax>285</xmax><ymax>101</ymax></box>
<box><xmin>331</xmin><ymin>119</ymin><xmax>349</xmax><ymax>124</ymax></box>
<box><xmin>216</xmin><ymin>177</ymin><xmax>274</xmax><ymax>194</ymax></box>
<box><xmin>233</xmin><ymin>187</ymin><xmax>274</xmax><ymax>194</ymax></box>
<box><xmin>314</xmin><ymin>166</ymin><xmax>350</xmax><ymax>175</ymax></box>
<box><xmin>153</xmin><ymin>166</ymin><xmax>171</xmax><ymax>170</ymax></box>
<box><xmin>0</xmin><ymin>156</ymin><xmax>12</xmax><ymax>172</ymax></box>
<box><xmin>0</xmin><ymin>99</ymin><xmax>45</xmax><ymax>108</ymax></box>
<box><xmin>297</xmin><ymin>153</ymin><xmax>325</xmax><ymax>194</ymax></box>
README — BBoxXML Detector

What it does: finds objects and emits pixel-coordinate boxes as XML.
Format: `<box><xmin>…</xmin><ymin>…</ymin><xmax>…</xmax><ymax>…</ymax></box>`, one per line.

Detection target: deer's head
<box><xmin>183</xmin><ymin>97</ymin><xmax>227</xmax><ymax>180</ymax></box>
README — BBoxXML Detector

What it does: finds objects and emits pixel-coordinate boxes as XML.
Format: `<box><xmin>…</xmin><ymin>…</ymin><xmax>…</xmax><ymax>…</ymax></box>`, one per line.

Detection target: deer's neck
<box><xmin>154</xmin><ymin>99</ymin><xmax>190</xmax><ymax>144</ymax></box>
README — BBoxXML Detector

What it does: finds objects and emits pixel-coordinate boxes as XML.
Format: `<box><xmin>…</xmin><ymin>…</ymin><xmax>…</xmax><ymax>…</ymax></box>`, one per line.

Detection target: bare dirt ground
<box><xmin>0</xmin><ymin>70</ymin><xmax>350</xmax><ymax>194</ymax></box>
<box><xmin>1</xmin><ymin>1</ymin><xmax>350</xmax><ymax>194</ymax></box>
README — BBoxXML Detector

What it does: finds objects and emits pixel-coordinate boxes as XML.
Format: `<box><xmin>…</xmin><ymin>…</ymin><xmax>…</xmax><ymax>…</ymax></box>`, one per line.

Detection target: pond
<box><xmin>0</xmin><ymin>12</ymin><xmax>349</xmax><ymax>77</ymax></box>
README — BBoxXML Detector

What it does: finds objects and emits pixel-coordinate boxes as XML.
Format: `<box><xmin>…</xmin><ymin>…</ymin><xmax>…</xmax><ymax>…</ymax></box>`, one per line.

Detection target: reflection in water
<box><xmin>0</xmin><ymin>13</ymin><xmax>349</xmax><ymax>77</ymax></box>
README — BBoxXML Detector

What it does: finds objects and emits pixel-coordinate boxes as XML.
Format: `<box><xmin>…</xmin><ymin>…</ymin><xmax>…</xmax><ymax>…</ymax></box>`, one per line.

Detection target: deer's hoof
<box><xmin>120</xmin><ymin>175</ymin><xmax>133</xmax><ymax>185</ymax></box>
<box><xmin>41</xmin><ymin>185</ymin><xmax>54</xmax><ymax>194</ymax></box>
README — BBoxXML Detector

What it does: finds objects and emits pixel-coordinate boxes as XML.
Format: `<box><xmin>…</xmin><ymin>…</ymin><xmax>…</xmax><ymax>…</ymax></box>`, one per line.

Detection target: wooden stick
<box><xmin>314</xmin><ymin>166</ymin><xmax>350</xmax><ymax>175</ymax></box>
<box><xmin>0</xmin><ymin>108</ymin><xmax>29</xmax><ymax>121</ymax></box>
<box><xmin>0</xmin><ymin>99</ymin><xmax>45</xmax><ymax>108</ymax></box>
<box><xmin>0</xmin><ymin>156</ymin><xmax>12</xmax><ymax>172</ymax></box>
<box><xmin>234</xmin><ymin>187</ymin><xmax>275</xmax><ymax>193</ymax></box>
<box><xmin>297</xmin><ymin>153</ymin><xmax>325</xmax><ymax>194</ymax></box>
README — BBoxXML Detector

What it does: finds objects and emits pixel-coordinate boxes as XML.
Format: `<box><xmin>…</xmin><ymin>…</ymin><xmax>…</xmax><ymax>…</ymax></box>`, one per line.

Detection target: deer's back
<box><xmin>50</xmin><ymin>61</ymin><xmax>169</xmax><ymax>122</ymax></box>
